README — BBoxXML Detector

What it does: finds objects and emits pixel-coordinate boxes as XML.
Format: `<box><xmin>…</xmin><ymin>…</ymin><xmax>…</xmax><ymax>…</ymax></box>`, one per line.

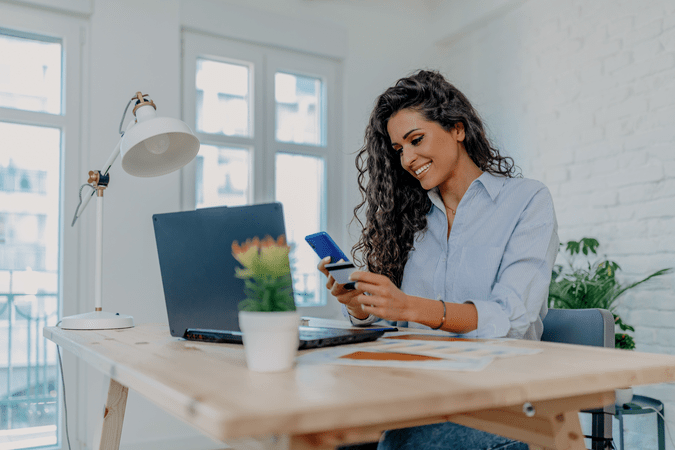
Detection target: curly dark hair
<box><xmin>352</xmin><ymin>70</ymin><xmax>518</xmax><ymax>287</ymax></box>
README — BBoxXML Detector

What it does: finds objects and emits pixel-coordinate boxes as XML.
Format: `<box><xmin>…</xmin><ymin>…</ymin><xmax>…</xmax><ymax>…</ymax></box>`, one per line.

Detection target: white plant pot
<box><xmin>238</xmin><ymin>311</ymin><xmax>300</xmax><ymax>373</ymax></box>
<box><xmin>615</xmin><ymin>387</ymin><xmax>633</xmax><ymax>405</ymax></box>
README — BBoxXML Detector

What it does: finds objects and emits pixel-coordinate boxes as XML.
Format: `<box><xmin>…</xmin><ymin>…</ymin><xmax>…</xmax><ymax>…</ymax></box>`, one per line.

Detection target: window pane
<box><xmin>0</xmin><ymin>32</ymin><xmax>62</xmax><ymax>114</ymax></box>
<box><xmin>275</xmin><ymin>72</ymin><xmax>324</xmax><ymax>146</ymax></box>
<box><xmin>195</xmin><ymin>59</ymin><xmax>251</xmax><ymax>137</ymax></box>
<box><xmin>0</xmin><ymin>122</ymin><xmax>61</xmax><ymax>445</ymax></box>
<box><xmin>275</xmin><ymin>153</ymin><xmax>325</xmax><ymax>306</ymax></box>
<box><xmin>196</xmin><ymin>144</ymin><xmax>251</xmax><ymax>208</ymax></box>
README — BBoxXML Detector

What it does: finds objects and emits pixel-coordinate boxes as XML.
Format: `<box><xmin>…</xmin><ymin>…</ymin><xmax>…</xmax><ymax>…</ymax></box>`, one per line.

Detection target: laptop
<box><xmin>152</xmin><ymin>202</ymin><xmax>392</xmax><ymax>349</ymax></box>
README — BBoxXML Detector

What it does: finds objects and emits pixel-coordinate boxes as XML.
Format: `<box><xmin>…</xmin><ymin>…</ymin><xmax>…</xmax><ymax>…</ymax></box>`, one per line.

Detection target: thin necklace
<box><xmin>447</xmin><ymin>207</ymin><xmax>456</xmax><ymax>215</ymax></box>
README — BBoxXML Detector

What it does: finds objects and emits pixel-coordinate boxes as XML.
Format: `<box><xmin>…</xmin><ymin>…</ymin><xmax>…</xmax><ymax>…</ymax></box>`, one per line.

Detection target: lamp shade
<box><xmin>120</xmin><ymin>104</ymin><xmax>200</xmax><ymax>177</ymax></box>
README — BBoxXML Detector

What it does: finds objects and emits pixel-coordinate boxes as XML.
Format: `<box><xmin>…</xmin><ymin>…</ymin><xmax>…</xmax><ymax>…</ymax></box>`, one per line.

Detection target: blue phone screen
<box><xmin>305</xmin><ymin>232</ymin><xmax>349</xmax><ymax>262</ymax></box>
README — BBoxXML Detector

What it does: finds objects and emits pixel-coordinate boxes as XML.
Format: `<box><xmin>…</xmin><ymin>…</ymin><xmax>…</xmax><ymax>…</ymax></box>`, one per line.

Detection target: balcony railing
<box><xmin>1</xmin><ymin>289</ymin><xmax>59</xmax><ymax>449</ymax></box>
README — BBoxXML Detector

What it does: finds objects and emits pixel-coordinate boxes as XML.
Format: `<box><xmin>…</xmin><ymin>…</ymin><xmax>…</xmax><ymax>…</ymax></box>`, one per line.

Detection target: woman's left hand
<box><xmin>349</xmin><ymin>271</ymin><xmax>412</xmax><ymax>322</ymax></box>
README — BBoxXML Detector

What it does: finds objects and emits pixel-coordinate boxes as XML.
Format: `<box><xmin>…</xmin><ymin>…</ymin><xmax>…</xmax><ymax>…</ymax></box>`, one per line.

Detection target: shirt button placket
<box><xmin>441</xmin><ymin>232</ymin><xmax>451</xmax><ymax>300</ymax></box>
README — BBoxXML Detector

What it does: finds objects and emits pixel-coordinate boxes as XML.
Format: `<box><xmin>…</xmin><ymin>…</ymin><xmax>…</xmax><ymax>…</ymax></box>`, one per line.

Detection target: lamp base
<box><xmin>59</xmin><ymin>311</ymin><xmax>134</xmax><ymax>330</ymax></box>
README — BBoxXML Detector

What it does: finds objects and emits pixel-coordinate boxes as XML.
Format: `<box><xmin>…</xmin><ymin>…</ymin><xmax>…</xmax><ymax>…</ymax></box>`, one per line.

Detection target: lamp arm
<box><xmin>101</xmin><ymin>137</ymin><xmax>122</xmax><ymax>177</ymax></box>
<box><xmin>72</xmin><ymin>138</ymin><xmax>122</xmax><ymax>226</ymax></box>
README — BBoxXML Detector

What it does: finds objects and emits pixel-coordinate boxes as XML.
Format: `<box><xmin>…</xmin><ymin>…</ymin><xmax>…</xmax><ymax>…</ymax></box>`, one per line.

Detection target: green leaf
<box><xmin>615</xmin><ymin>333</ymin><xmax>635</xmax><ymax>350</ymax></box>
<box><xmin>566</xmin><ymin>241</ymin><xmax>581</xmax><ymax>255</ymax></box>
<box><xmin>236</xmin><ymin>273</ymin><xmax>296</xmax><ymax>312</ymax></box>
<box><xmin>580</xmin><ymin>238</ymin><xmax>599</xmax><ymax>255</ymax></box>
<box><xmin>614</xmin><ymin>315</ymin><xmax>635</xmax><ymax>332</ymax></box>
<box><xmin>613</xmin><ymin>268</ymin><xmax>673</xmax><ymax>299</ymax></box>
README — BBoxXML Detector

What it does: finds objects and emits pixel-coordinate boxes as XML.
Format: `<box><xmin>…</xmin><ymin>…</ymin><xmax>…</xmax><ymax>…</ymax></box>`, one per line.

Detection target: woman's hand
<box><xmin>349</xmin><ymin>271</ymin><xmax>411</xmax><ymax>322</ymax></box>
<box><xmin>317</xmin><ymin>257</ymin><xmax>369</xmax><ymax>319</ymax></box>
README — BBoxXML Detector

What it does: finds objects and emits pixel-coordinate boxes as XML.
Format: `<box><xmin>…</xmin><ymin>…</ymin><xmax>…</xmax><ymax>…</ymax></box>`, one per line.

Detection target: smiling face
<box><xmin>387</xmin><ymin>109</ymin><xmax>466</xmax><ymax>192</ymax></box>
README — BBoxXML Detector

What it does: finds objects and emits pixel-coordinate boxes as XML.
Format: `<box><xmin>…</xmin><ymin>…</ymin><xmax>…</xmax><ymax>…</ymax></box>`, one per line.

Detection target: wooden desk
<box><xmin>44</xmin><ymin>323</ymin><xmax>675</xmax><ymax>450</ymax></box>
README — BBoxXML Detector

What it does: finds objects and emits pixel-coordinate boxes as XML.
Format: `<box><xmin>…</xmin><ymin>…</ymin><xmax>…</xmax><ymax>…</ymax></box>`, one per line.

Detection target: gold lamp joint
<box><xmin>132</xmin><ymin>92</ymin><xmax>156</xmax><ymax>116</ymax></box>
<box><xmin>87</xmin><ymin>170</ymin><xmax>109</xmax><ymax>196</ymax></box>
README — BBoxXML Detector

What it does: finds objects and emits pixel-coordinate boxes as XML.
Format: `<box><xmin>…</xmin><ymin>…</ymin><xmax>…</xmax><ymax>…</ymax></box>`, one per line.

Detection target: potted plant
<box><xmin>232</xmin><ymin>235</ymin><xmax>299</xmax><ymax>372</ymax></box>
<box><xmin>549</xmin><ymin>238</ymin><xmax>671</xmax><ymax>405</ymax></box>
<box><xmin>548</xmin><ymin>238</ymin><xmax>671</xmax><ymax>350</ymax></box>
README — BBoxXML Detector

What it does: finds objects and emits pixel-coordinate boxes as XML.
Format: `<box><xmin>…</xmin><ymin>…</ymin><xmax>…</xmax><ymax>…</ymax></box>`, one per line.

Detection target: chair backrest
<box><xmin>541</xmin><ymin>308</ymin><xmax>615</xmax><ymax>348</ymax></box>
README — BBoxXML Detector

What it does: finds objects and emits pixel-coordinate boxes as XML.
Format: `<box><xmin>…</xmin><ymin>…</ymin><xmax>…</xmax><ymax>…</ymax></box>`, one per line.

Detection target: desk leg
<box><xmin>452</xmin><ymin>409</ymin><xmax>585</xmax><ymax>450</ymax></box>
<box><xmin>286</xmin><ymin>411</ymin><xmax>586</xmax><ymax>450</ymax></box>
<box><xmin>95</xmin><ymin>378</ymin><xmax>129</xmax><ymax>450</ymax></box>
<box><xmin>658</xmin><ymin>409</ymin><xmax>665</xmax><ymax>450</ymax></box>
<box><xmin>285</xmin><ymin>393</ymin><xmax>613</xmax><ymax>450</ymax></box>
<box><xmin>286</xmin><ymin>410</ymin><xmax>586</xmax><ymax>450</ymax></box>
<box><xmin>449</xmin><ymin>392</ymin><xmax>614</xmax><ymax>450</ymax></box>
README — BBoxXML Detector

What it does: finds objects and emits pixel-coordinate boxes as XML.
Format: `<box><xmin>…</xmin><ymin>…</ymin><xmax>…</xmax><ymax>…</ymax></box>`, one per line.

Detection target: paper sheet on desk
<box><xmin>297</xmin><ymin>332</ymin><xmax>542</xmax><ymax>371</ymax></box>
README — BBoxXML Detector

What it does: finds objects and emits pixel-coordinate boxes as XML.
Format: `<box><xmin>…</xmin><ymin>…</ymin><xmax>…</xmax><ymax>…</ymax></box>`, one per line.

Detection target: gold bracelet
<box><xmin>430</xmin><ymin>299</ymin><xmax>446</xmax><ymax>330</ymax></box>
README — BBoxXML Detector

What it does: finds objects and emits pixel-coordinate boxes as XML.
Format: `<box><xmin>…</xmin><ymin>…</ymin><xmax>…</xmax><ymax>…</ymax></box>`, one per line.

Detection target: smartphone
<box><xmin>325</xmin><ymin>261</ymin><xmax>357</xmax><ymax>290</ymax></box>
<box><xmin>305</xmin><ymin>232</ymin><xmax>350</xmax><ymax>263</ymax></box>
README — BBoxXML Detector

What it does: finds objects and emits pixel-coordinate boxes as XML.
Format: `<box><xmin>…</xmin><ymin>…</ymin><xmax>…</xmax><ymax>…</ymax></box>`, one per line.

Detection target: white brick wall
<box><xmin>431</xmin><ymin>0</ymin><xmax>675</xmax><ymax>447</ymax></box>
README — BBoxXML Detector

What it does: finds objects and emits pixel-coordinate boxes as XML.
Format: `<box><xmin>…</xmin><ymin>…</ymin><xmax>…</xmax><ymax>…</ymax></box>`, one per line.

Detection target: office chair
<box><xmin>541</xmin><ymin>308</ymin><xmax>616</xmax><ymax>450</ymax></box>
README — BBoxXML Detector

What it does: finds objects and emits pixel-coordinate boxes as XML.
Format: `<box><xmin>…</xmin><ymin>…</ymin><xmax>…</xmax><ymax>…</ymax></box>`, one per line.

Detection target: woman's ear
<box><xmin>454</xmin><ymin>122</ymin><xmax>466</xmax><ymax>142</ymax></box>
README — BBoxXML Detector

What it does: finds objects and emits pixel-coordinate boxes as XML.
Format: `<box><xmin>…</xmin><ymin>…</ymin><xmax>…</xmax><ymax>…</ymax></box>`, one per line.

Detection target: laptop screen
<box><xmin>152</xmin><ymin>203</ymin><xmax>289</xmax><ymax>337</ymax></box>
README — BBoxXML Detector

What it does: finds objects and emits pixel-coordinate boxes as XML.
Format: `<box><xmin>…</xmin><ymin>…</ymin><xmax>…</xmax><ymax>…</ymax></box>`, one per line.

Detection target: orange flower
<box><xmin>232</xmin><ymin>236</ymin><xmax>261</xmax><ymax>256</ymax></box>
<box><xmin>231</xmin><ymin>234</ymin><xmax>291</xmax><ymax>279</ymax></box>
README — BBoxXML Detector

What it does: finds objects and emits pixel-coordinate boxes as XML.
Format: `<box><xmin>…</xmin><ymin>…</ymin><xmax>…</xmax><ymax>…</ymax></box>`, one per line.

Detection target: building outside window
<box><xmin>0</xmin><ymin>5</ymin><xmax>83</xmax><ymax>448</ymax></box>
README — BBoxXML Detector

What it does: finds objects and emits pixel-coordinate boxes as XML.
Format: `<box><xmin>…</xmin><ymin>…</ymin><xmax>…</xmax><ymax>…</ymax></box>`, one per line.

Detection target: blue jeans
<box><xmin>340</xmin><ymin>422</ymin><xmax>529</xmax><ymax>450</ymax></box>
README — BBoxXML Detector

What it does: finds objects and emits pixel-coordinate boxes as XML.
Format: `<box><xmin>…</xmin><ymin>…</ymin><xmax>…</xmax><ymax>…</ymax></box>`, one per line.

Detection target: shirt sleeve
<box><xmin>466</xmin><ymin>187</ymin><xmax>559</xmax><ymax>339</ymax></box>
<box><xmin>340</xmin><ymin>303</ymin><xmax>379</xmax><ymax>326</ymax></box>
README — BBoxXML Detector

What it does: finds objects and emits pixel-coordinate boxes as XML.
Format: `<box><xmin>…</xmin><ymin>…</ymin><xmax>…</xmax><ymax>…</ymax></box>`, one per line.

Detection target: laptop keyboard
<box><xmin>184</xmin><ymin>326</ymin><xmax>385</xmax><ymax>349</ymax></box>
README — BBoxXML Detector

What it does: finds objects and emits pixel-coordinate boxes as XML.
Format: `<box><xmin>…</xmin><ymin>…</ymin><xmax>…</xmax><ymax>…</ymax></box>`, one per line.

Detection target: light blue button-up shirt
<box><xmin>347</xmin><ymin>172</ymin><xmax>559</xmax><ymax>340</ymax></box>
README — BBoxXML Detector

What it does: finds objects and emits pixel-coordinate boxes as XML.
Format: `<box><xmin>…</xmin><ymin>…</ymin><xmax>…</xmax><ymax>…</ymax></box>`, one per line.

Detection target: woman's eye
<box><xmin>393</xmin><ymin>147</ymin><xmax>403</xmax><ymax>155</ymax></box>
<box><xmin>411</xmin><ymin>136</ymin><xmax>424</xmax><ymax>146</ymax></box>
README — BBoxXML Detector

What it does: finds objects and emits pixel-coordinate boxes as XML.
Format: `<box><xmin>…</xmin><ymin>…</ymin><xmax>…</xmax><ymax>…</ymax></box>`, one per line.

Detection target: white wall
<box><xmin>431</xmin><ymin>0</ymin><xmax>675</xmax><ymax>448</ymax></box>
<box><xmin>83</xmin><ymin>1</ymin><xmax>194</xmax><ymax>448</ymax></box>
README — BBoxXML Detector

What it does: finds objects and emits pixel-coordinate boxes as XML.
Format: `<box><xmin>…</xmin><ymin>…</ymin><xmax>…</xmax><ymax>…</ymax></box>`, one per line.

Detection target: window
<box><xmin>0</xmin><ymin>5</ymin><xmax>83</xmax><ymax>449</ymax></box>
<box><xmin>182</xmin><ymin>33</ymin><xmax>342</xmax><ymax>312</ymax></box>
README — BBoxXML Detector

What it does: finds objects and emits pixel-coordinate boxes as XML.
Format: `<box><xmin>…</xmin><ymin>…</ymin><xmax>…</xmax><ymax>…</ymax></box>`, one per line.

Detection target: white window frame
<box><xmin>0</xmin><ymin>3</ymin><xmax>85</xmax><ymax>449</ymax></box>
<box><xmin>181</xmin><ymin>31</ymin><xmax>343</xmax><ymax>317</ymax></box>
<box><xmin>182</xmin><ymin>35</ymin><xmax>264</xmax><ymax>206</ymax></box>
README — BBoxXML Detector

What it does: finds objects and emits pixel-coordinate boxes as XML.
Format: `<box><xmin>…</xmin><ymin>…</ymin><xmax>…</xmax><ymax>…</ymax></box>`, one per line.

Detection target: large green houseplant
<box><xmin>548</xmin><ymin>238</ymin><xmax>671</xmax><ymax>350</ymax></box>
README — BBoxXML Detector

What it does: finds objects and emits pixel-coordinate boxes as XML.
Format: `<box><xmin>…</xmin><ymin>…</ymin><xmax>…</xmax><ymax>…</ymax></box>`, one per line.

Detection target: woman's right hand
<box><xmin>317</xmin><ymin>256</ymin><xmax>370</xmax><ymax>320</ymax></box>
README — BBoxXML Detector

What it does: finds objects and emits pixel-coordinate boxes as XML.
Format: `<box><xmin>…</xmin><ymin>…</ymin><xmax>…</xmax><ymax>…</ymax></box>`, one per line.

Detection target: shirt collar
<box><xmin>426</xmin><ymin>172</ymin><xmax>506</xmax><ymax>208</ymax></box>
<box><xmin>475</xmin><ymin>172</ymin><xmax>507</xmax><ymax>202</ymax></box>
<box><xmin>427</xmin><ymin>187</ymin><xmax>445</xmax><ymax>211</ymax></box>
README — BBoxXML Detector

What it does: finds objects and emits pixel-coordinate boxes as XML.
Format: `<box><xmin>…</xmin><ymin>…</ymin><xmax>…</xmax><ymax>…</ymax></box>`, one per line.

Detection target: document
<box><xmin>297</xmin><ymin>332</ymin><xmax>542</xmax><ymax>371</ymax></box>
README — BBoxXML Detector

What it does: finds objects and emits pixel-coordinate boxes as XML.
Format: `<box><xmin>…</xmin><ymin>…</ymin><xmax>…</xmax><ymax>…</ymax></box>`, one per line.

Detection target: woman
<box><xmin>319</xmin><ymin>70</ymin><xmax>559</xmax><ymax>450</ymax></box>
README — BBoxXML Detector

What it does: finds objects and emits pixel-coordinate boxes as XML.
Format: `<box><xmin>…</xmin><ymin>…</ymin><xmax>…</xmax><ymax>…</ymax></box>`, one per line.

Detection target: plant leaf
<box><xmin>613</xmin><ymin>268</ymin><xmax>673</xmax><ymax>299</ymax></box>
<box><xmin>566</xmin><ymin>241</ymin><xmax>580</xmax><ymax>255</ymax></box>
<box><xmin>580</xmin><ymin>237</ymin><xmax>599</xmax><ymax>255</ymax></box>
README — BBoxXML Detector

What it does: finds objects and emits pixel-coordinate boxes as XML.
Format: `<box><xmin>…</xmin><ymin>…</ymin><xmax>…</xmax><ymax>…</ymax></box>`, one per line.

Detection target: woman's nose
<box><xmin>400</xmin><ymin>145</ymin><xmax>416</xmax><ymax>167</ymax></box>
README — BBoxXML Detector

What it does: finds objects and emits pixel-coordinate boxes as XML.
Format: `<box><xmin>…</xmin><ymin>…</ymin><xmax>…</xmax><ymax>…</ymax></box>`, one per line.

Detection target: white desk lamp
<box><xmin>60</xmin><ymin>92</ymin><xmax>200</xmax><ymax>330</ymax></box>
